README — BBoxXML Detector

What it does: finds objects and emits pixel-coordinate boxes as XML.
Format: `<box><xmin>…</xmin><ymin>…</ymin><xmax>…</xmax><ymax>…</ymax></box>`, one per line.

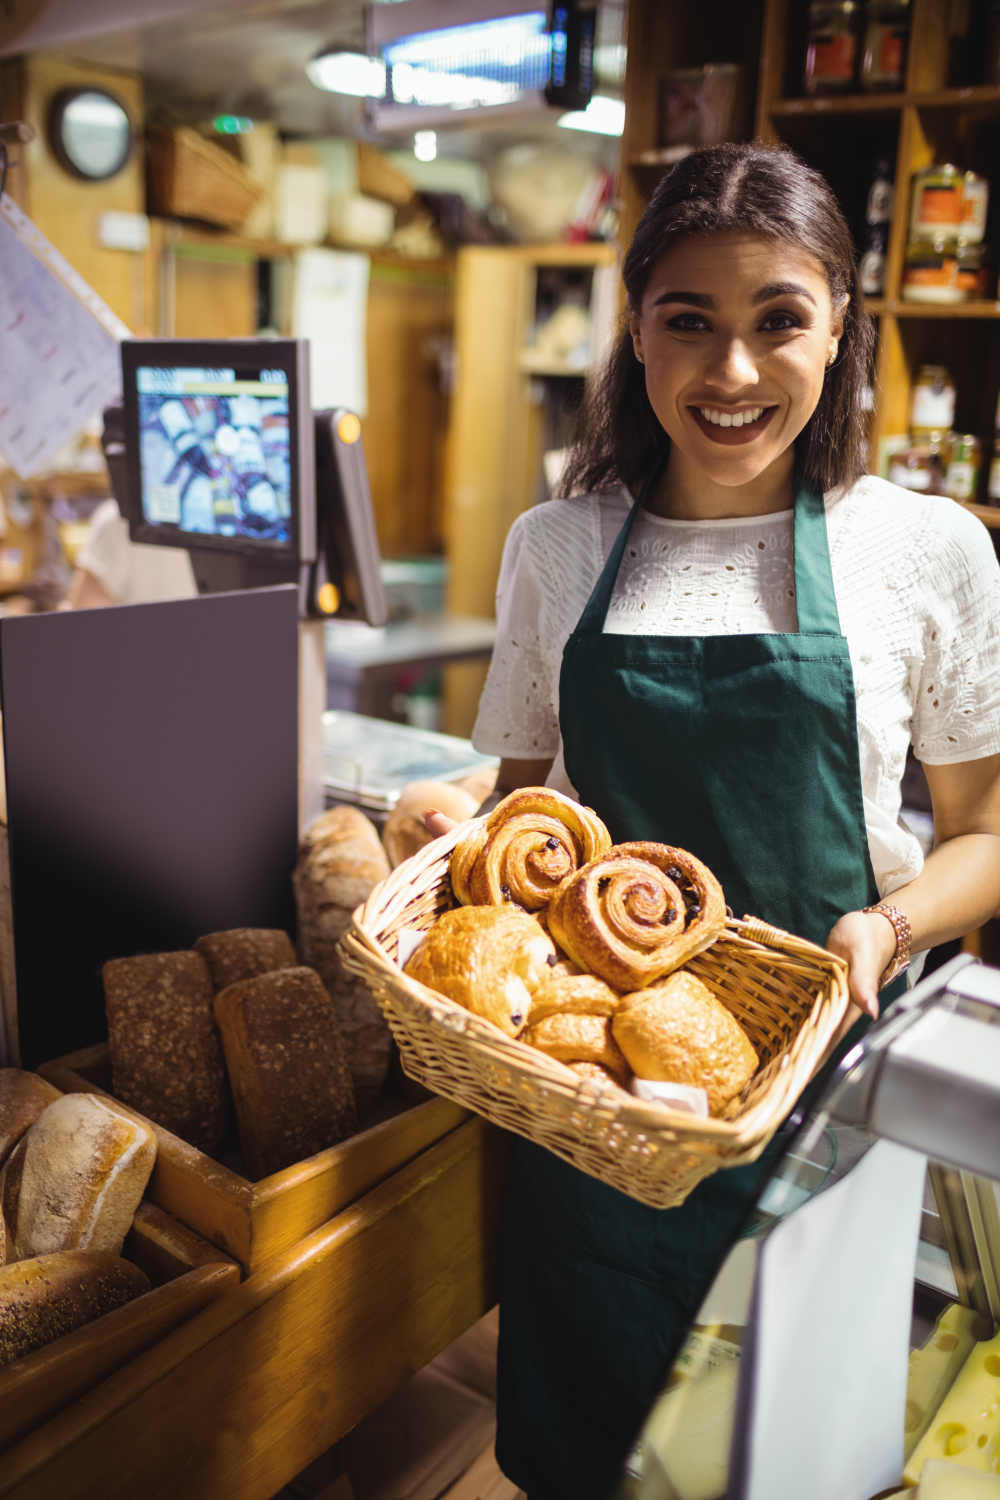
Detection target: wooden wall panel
<box><xmin>171</xmin><ymin>252</ymin><xmax>256</xmax><ymax>340</ymax></box>
<box><xmin>362</xmin><ymin>264</ymin><xmax>453</xmax><ymax>558</ymax></box>
<box><xmin>0</xmin><ymin>56</ymin><xmax>144</xmax><ymax>330</ymax></box>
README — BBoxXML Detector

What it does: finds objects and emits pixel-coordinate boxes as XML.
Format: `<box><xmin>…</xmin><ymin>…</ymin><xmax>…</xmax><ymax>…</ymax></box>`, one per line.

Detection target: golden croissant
<box><xmin>451</xmin><ymin>787</ymin><xmax>611</xmax><ymax>911</ymax></box>
<box><xmin>404</xmin><ymin>905</ymin><xmax>555</xmax><ymax>1037</ymax></box>
<box><xmin>547</xmin><ymin>841</ymin><xmax>725</xmax><ymax>992</ymax></box>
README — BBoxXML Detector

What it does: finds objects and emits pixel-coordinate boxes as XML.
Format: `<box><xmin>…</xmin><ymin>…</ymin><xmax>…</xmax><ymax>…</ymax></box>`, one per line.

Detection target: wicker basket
<box><xmin>147</xmin><ymin>127</ymin><xmax>264</xmax><ymax>229</ymax></box>
<box><xmin>342</xmin><ymin>822</ymin><xmax>850</xmax><ymax>1210</ymax></box>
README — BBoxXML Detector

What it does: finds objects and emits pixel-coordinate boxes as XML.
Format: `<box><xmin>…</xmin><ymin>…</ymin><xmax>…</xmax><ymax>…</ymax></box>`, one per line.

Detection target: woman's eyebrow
<box><xmin>650</xmin><ymin>290</ymin><xmax>714</xmax><ymax>308</ymax></box>
<box><xmin>752</xmin><ymin>281</ymin><xmax>816</xmax><ymax>306</ymax></box>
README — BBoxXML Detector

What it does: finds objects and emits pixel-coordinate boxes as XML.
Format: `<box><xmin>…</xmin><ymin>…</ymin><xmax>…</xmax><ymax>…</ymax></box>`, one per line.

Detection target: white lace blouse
<box><xmin>471</xmin><ymin>475</ymin><xmax>1000</xmax><ymax>899</ymax></box>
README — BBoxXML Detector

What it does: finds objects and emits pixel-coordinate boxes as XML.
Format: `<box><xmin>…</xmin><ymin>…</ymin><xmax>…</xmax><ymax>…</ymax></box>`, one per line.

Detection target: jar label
<box><xmin>911</xmin><ymin>383</ymin><xmax>957</xmax><ymax>428</ymax></box>
<box><xmin>808</xmin><ymin>35</ymin><xmax>857</xmax><ymax>79</ymax></box>
<box><xmin>904</xmin><ymin>261</ymin><xmax>958</xmax><ymax>288</ymax></box>
<box><xmin>945</xmin><ymin>461</ymin><xmax>978</xmax><ymax>499</ymax></box>
<box><xmin>915</xmin><ymin>185</ymin><xmax>963</xmax><ymax>227</ymax></box>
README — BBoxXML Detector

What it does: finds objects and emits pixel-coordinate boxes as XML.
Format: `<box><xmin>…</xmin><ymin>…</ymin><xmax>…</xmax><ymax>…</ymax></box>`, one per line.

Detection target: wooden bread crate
<box><xmin>146</xmin><ymin>126</ymin><xmax>264</xmax><ymax>229</ymax></box>
<box><xmin>0</xmin><ymin>1200</ymin><xmax>239</xmax><ymax>1457</ymax></box>
<box><xmin>0</xmin><ymin>1119</ymin><xmax>511</xmax><ymax>1500</ymax></box>
<box><xmin>38</xmin><ymin>1043</ymin><xmax>469</xmax><ymax>1275</ymax></box>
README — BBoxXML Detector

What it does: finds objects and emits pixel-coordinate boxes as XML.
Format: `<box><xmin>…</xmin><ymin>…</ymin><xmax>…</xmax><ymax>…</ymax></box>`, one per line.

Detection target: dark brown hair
<box><xmin>560</xmin><ymin>141</ymin><xmax>873</xmax><ymax>498</ymax></box>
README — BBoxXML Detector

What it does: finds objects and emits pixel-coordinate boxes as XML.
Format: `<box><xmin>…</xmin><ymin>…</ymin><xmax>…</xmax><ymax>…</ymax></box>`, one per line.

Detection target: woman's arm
<box><xmin>827</xmin><ymin>752</ymin><xmax>1000</xmax><ymax>1019</ymax></box>
<box><xmin>424</xmin><ymin>755</ymin><xmax>555</xmax><ymax>838</ymax></box>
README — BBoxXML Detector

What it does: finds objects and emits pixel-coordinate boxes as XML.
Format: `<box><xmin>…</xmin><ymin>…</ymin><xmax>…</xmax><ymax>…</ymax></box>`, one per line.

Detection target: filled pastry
<box><xmin>404</xmin><ymin>905</ymin><xmax>557</xmax><ymax>1036</ymax></box>
<box><xmin>547</xmin><ymin>841</ymin><xmax>726</xmax><ymax>991</ymax></box>
<box><xmin>612</xmin><ymin>971</ymin><xmax>758</xmax><ymax>1115</ymax></box>
<box><xmin>451</xmin><ymin>787</ymin><xmax>611</xmax><ymax>911</ymax></box>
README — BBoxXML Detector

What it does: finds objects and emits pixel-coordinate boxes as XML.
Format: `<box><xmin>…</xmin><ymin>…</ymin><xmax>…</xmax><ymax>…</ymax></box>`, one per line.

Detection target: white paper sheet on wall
<box><xmin>292</xmin><ymin>248</ymin><xmax>369</xmax><ymax>418</ymax></box>
<box><xmin>0</xmin><ymin>194</ymin><xmax>130</xmax><ymax>479</ymax></box>
<box><xmin>745</xmin><ymin>1138</ymin><xmax>927</xmax><ymax>1500</ymax></box>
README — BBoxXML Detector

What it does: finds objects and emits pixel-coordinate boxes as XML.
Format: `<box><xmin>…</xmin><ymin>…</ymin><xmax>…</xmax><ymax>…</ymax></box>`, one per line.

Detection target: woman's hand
<box><xmin>424</xmin><ymin>810</ymin><xmax>458</xmax><ymax>840</ymax></box>
<box><xmin>423</xmin><ymin>756</ymin><xmax>555</xmax><ymax>844</ymax></box>
<box><xmin>826</xmin><ymin>909</ymin><xmax>897</xmax><ymax>1021</ymax></box>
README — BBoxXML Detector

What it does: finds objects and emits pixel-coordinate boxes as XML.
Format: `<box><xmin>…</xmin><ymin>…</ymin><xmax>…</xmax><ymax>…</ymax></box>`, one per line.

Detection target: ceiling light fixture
<box><xmin>557</xmin><ymin>94</ymin><xmax>625</xmax><ymax>136</ymax></box>
<box><xmin>306</xmin><ymin>49</ymin><xmax>387</xmax><ymax>99</ymax></box>
<box><xmin>413</xmin><ymin>130</ymin><xmax>437</xmax><ymax>162</ymax></box>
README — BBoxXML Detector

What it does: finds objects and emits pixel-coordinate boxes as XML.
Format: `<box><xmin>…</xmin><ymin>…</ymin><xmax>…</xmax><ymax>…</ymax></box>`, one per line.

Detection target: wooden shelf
<box><xmin>888</xmin><ymin>301</ymin><xmax>1000</xmax><ymax>319</ymax></box>
<box><xmin>770</xmin><ymin>84</ymin><xmax>1000</xmax><ymax>117</ymax></box>
<box><xmin>961</xmin><ymin>503</ymin><xmax>1000</xmax><ymax>530</ymax></box>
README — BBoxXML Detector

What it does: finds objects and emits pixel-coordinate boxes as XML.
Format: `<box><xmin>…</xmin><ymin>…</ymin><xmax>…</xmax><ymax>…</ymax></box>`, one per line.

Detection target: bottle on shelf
<box><xmin>944</xmin><ymin>435</ymin><xmax>983</xmax><ymax>503</ymax></box>
<box><xmin>804</xmin><ymin>0</ymin><xmax>861</xmax><ymax>94</ymax></box>
<box><xmin>988</xmin><ymin>392</ymin><xmax>1000</xmax><ymax>507</ymax></box>
<box><xmin>861</xmin><ymin>0</ymin><xmax>910</xmax><ymax>91</ymax></box>
<box><xmin>859</xmin><ymin>158</ymin><xmax>894</xmax><ymax>296</ymax></box>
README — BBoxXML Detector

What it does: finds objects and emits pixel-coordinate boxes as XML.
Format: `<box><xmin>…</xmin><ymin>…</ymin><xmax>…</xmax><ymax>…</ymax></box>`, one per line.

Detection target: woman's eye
<box><xmin>759</xmin><ymin>311</ymin><xmax>800</xmax><ymax>332</ymax></box>
<box><xmin>666</xmin><ymin>313</ymin><xmax>710</xmax><ymax>332</ymax></box>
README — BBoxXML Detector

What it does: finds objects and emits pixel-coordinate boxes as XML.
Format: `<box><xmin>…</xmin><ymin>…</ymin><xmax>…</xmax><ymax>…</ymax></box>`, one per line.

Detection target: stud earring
<box><xmin>827</xmin><ymin>348</ymin><xmax>838</xmax><ymax>367</ymax></box>
<box><xmin>636</xmin><ymin>350</ymin><xmax>644</xmax><ymax>364</ymax></box>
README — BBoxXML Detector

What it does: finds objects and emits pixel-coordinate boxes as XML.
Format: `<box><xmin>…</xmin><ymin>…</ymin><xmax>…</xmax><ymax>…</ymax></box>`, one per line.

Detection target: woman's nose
<box><xmin>704</xmin><ymin>338</ymin><xmax>759</xmax><ymax>392</ymax></box>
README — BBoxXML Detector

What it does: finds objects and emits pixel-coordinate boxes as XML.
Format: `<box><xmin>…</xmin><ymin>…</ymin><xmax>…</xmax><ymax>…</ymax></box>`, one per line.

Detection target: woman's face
<box><xmin>629</xmin><ymin>233</ymin><xmax>844</xmax><ymax>489</ymax></box>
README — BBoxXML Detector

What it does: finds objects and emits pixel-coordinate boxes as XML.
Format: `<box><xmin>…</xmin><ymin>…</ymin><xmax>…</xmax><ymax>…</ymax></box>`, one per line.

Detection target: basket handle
<box><xmin>731</xmin><ymin>915</ymin><xmax>792</xmax><ymax>949</ymax></box>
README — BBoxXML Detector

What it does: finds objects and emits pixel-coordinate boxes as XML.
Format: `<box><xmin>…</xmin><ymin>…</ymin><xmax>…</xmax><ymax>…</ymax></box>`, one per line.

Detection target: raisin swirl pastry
<box><xmin>547</xmin><ymin>842</ymin><xmax>726</xmax><ymax>992</ymax></box>
<box><xmin>450</xmin><ymin>787</ymin><xmax>611</xmax><ymax>911</ymax></box>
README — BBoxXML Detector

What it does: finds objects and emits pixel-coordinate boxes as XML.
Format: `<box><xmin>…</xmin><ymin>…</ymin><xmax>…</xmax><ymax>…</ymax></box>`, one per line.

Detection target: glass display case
<box><xmin>617</xmin><ymin>953</ymin><xmax>1000</xmax><ymax>1500</ymax></box>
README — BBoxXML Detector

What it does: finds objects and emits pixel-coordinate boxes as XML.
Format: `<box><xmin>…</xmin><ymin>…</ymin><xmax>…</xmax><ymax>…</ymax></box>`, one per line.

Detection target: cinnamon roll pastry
<box><xmin>404</xmin><ymin>905</ymin><xmax>556</xmax><ymax>1037</ymax></box>
<box><xmin>547</xmin><ymin>842</ymin><xmax>725</xmax><ymax>992</ymax></box>
<box><xmin>522</xmin><ymin>1011</ymin><xmax>630</xmax><ymax>1086</ymax></box>
<box><xmin>612</xmin><ymin>970</ymin><xmax>758</xmax><ymax>1115</ymax></box>
<box><xmin>450</xmin><ymin>788</ymin><xmax>611</xmax><ymax>911</ymax></box>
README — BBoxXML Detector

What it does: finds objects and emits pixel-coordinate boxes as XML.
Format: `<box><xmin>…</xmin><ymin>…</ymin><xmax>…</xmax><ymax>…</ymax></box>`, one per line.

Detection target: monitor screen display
<box><xmin>136</xmin><ymin>365</ymin><xmax>292</xmax><ymax>544</ymax></box>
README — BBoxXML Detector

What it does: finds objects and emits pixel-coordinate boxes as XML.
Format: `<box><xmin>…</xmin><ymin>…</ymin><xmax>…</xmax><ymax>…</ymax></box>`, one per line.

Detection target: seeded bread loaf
<box><xmin>293</xmin><ymin>806</ymin><xmax>391</xmax><ymax>1109</ymax></box>
<box><xmin>0</xmin><ymin>1251</ymin><xmax>149</xmax><ymax>1365</ymax></box>
<box><xmin>213</xmin><ymin>967</ymin><xmax>358</xmax><ymax>1179</ymax></box>
<box><xmin>1</xmin><ymin>1094</ymin><xmax>156</xmax><ymax>1261</ymax></box>
<box><xmin>0</xmin><ymin>1071</ymin><xmax>61</xmax><ymax>1169</ymax></box>
<box><xmin>103</xmin><ymin>950</ymin><xmax>229</xmax><ymax>1155</ymax></box>
<box><xmin>194</xmin><ymin>928</ymin><xmax>298</xmax><ymax>990</ymax></box>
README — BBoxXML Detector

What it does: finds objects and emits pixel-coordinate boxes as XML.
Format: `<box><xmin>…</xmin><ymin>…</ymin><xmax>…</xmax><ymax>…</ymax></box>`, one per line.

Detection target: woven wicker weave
<box><xmin>342</xmin><ymin>821</ymin><xmax>850</xmax><ymax>1209</ymax></box>
<box><xmin>147</xmin><ymin>127</ymin><xmax>263</xmax><ymax>230</ymax></box>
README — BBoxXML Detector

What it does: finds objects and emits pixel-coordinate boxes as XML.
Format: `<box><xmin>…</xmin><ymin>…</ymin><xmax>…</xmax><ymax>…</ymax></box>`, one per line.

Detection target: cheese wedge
<box><xmin>904</xmin><ymin>1327</ymin><xmax>1000</xmax><ymax>1486</ymax></box>
<box><xmin>905</xmin><ymin>1303</ymin><xmax>981</xmax><ymax>1459</ymax></box>
<box><xmin>918</xmin><ymin>1458</ymin><xmax>1000</xmax><ymax>1496</ymax></box>
<box><xmin>642</xmin><ymin>1357</ymin><xmax>739</xmax><ymax>1500</ymax></box>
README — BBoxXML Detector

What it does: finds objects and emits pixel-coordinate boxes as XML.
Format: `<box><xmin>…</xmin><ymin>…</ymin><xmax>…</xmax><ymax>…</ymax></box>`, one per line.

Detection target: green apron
<box><xmin>495</xmin><ymin>471</ymin><xmax>894</xmax><ymax>1500</ymax></box>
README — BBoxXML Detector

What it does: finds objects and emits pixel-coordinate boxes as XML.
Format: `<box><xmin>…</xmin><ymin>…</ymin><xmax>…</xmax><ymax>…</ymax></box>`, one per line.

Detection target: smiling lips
<box><xmin>689</xmin><ymin>404</ymin><xmax>778</xmax><ymax>445</ymax></box>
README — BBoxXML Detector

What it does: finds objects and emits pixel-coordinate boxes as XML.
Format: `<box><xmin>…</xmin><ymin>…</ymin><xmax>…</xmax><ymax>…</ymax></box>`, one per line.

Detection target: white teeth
<box><xmin>699</xmin><ymin>406</ymin><xmax>768</xmax><ymax>426</ymax></box>
<box><xmin>731</xmin><ymin>413</ymin><xmax>744</xmax><ymax>427</ymax></box>
<box><xmin>719</xmin><ymin>412</ymin><xmax>732</xmax><ymax>427</ymax></box>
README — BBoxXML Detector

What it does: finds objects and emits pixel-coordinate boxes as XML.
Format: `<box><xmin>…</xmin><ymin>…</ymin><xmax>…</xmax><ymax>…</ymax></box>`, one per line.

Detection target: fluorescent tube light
<box><xmin>557</xmin><ymin>94</ymin><xmax>625</xmax><ymax>135</ymax></box>
<box><xmin>307</xmin><ymin>50</ymin><xmax>387</xmax><ymax>98</ymax></box>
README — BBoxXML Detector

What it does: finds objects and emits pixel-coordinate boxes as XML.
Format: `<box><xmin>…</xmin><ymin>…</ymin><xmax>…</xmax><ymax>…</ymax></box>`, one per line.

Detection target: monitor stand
<box><xmin>187</xmin><ymin>549</ymin><xmax>302</xmax><ymax>597</ymax></box>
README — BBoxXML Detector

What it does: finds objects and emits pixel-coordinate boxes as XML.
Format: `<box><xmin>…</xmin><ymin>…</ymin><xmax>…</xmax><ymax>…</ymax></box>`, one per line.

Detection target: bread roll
<box><xmin>522</xmin><ymin>1012</ymin><xmax>630</xmax><ymax>1086</ymax></box>
<box><xmin>0</xmin><ymin>1071</ymin><xmax>61</xmax><ymax>1170</ymax></box>
<box><xmin>294</xmin><ymin>806</ymin><xmax>392</xmax><ymax>1109</ymax></box>
<box><xmin>612</xmin><ymin>971</ymin><xmax>758</xmax><ymax>1115</ymax></box>
<box><xmin>0</xmin><ymin>1251</ymin><xmax>149</xmax><ymax>1365</ymax></box>
<box><xmin>383</xmin><ymin>781</ymin><xmax>477</xmax><ymax>869</ymax></box>
<box><xmin>194</xmin><ymin>929</ymin><xmax>297</xmax><ymax>990</ymax></box>
<box><xmin>214</xmin><ymin>967</ymin><xmax>358</xmax><ymax>1179</ymax></box>
<box><xmin>455</xmin><ymin>767</ymin><xmax>498</xmax><ymax>806</ymax></box>
<box><xmin>405</xmin><ymin>905</ymin><xmax>556</xmax><ymax>1036</ymax></box>
<box><xmin>103</xmin><ymin>951</ymin><xmax>228</xmax><ymax>1155</ymax></box>
<box><xmin>1</xmin><ymin>1094</ymin><xmax>156</xmax><ymax>1260</ymax></box>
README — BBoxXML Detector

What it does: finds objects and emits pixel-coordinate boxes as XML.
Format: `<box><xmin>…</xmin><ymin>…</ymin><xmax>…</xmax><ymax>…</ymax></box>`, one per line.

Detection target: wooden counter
<box><xmin>0</xmin><ymin>1117</ymin><xmax>512</xmax><ymax>1500</ymax></box>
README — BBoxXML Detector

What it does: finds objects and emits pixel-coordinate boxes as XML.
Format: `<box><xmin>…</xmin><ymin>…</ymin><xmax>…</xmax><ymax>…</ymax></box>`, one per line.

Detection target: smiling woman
<box><xmin>450</xmin><ymin>142</ymin><xmax>1000</xmax><ymax>1500</ymax></box>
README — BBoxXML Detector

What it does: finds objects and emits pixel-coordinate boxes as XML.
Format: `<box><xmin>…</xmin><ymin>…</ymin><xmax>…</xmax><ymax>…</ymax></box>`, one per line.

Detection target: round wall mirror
<box><xmin>49</xmin><ymin>88</ymin><xmax>132</xmax><ymax>181</ymax></box>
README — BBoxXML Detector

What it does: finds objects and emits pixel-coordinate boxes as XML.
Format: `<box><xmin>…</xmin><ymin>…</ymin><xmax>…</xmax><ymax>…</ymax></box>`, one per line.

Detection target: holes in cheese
<box><xmin>905</xmin><ymin>1325</ymin><xmax>1000</xmax><ymax>1486</ymax></box>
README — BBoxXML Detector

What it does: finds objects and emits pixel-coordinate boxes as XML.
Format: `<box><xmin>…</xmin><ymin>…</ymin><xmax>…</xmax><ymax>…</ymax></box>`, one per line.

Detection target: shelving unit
<box><xmin>620</xmin><ymin>0</ymin><xmax>1000</xmax><ymax>510</ymax></box>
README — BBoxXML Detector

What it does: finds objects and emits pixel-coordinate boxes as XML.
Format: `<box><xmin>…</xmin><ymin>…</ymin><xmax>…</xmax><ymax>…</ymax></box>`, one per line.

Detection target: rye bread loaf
<box><xmin>213</xmin><ymin>967</ymin><xmax>358</xmax><ymax>1179</ymax></box>
<box><xmin>103</xmin><ymin>950</ymin><xmax>228</xmax><ymax>1155</ymax></box>
<box><xmin>0</xmin><ymin>1071</ymin><xmax>61</xmax><ymax>1170</ymax></box>
<box><xmin>382</xmin><ymin>780</ymin><xmax>478</xmax><ymax>869</ymax></box>
<box><xmin>1</xmin><ymin>1094</ymin><xmax>156</xmax><ymax>1261</ymax></box>
<box><xmin>0</xmin><ymin>1251</ymin><xmax>149</xmax><ymax>1365</ymax></box>
<box><xmin>194</xmin><ymin>928</ymin><xmax>298</xmax><ymax>990</ymax></box>
<box><xmin>293</xmin><ymin>806</ymin><xmax>391</xmax><ymax>1109</ymax></box>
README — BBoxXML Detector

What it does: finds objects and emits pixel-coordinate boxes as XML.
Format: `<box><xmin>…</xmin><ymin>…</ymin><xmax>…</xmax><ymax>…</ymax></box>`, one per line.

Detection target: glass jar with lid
<box><xmin>910</xmin><ymin>365</ymin><xmax>957</xmax><ymax>444</ymax></box>
<box><xmin>943</xmin><ymin>434</ymin><xmax>983</xmax><ymax>502</ymax></box>
<box><xmin>960</xmin><ymin>171</ymin><xmax>989</xmax><ymax>245</ymax></box>
<box><xmin>804</xmin><ymin>1</ymin><xmax>860</xmax><ymax>94</ymax></box>
<box><xmin>888</xmin><ymin>444</ymin><xmax>945</xmax><ymax>494</ymax></box>
<box><xmin>902</xmin><ymin>238</ymin><xmax>963</xmax><ymax>304</ymax></box>
<box><xmin>861</xmin><ymin>0</ymin><xmax>910</xmax><ymax>91</ymax></box>
<box><xmin>909</xmin><ymin>164</ymin><xmax>964</xmax><ymax>241</ymax></box>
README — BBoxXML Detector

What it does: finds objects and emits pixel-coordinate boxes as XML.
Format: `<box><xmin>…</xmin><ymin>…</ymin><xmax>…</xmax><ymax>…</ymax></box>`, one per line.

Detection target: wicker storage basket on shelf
<box><xmin>342</xmin><ymin>821</ymin><xmax>850</xmax><ymax>1210</ymax></box>
<box><xmin>147</xmin><ymin>127</ymin><xmax>263</xmax><ymax>229</ymax></box>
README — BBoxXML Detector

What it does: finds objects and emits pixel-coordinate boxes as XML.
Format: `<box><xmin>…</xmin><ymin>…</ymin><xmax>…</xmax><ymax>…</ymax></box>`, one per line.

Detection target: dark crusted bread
<box><xmin>194</xmin><ymin>929</ymin><xmax>297</xmax><ymax>991</ymax></box>
<box><xmin>0</xmin><ymin>1071</ymin><xmax>61</xmax><ymax>1170</ymax></box>
<box><xmin>213</xmin><ymin>967</ymin><xmax>358</xmax><ymax>1179</ymax></box>
<box><xmin>103</xmin><ymin>951</ymin><xmax>228</xmax><ymax>1155</ymax></box>
<box><xmin>0</xmin><ymin>1251</ymin><xmax>149</xmax><ymax>1365</ymax></box>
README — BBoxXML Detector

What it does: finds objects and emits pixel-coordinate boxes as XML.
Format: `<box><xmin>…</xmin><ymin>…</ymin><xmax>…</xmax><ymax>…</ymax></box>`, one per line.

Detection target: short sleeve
<box><xmin>913</xmin><ymin>507</ymin><xmax>1000</xmax><ymax>764</ymax></box>
<box><xmin>471</xmin><ymin>514</ymin><xmax>561</xmax><ymax>759</ymax></box>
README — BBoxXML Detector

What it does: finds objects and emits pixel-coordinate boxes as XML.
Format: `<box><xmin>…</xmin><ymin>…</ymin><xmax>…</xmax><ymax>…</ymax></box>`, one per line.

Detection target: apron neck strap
<box><xmin>792</xmin><ymin>479</ymin><xmax>841</xmax><ymax>635</ymax></box>
<box><xmin>577</xmin><ymin>456</ymin><xmax>840</xmax><ymax>637</ymax></box>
